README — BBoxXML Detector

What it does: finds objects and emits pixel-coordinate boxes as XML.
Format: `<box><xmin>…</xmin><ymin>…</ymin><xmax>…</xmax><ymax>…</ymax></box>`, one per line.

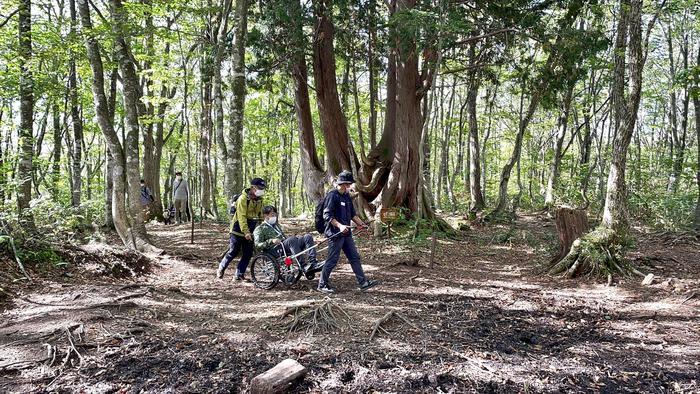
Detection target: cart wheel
<box><xmin>279</xmin><ymin>259</ymin><xmax>303</xmax><ymax>286</ymax></box>
<box><xmin>251</xmin><ymin>253</ymin><xmax>279</xmax><ymax>290</ymax></box>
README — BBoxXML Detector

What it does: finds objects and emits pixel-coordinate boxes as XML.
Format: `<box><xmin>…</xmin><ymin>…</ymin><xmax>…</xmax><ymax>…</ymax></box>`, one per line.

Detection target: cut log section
<box><xmin>550</xmin><ymin>207</ymin><xmax>588</xmax><ymax>265</ymax></box>
<box><xmin>250</xmin><ymin>358</ymin><xmax>308</xmax><ymax>394</ymax></box>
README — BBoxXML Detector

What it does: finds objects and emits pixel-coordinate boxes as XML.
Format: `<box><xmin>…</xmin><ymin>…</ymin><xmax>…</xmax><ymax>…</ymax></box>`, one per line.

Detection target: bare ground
<box><xmin>0</xmin><ymin>215</ymin><xmax>698</xmax><ymax>393</ymax></box>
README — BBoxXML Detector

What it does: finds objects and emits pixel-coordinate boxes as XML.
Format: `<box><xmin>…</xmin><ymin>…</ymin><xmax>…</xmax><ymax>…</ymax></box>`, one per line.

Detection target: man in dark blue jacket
<box><xmin>318</xmin><ymin>170</ymin><xmax>379</xmax><ymax>294</ymax></box>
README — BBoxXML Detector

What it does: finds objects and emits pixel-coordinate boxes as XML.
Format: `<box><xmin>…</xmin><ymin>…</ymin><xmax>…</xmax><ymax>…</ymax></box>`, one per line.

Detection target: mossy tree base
<box><xmin>549</xmin><ymin>227</ymin><xmax>639</xmax><ymax>279</ymax></box>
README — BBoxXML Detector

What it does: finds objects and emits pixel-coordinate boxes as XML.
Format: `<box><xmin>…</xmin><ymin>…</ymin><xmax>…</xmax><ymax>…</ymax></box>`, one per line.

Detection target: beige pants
<box><xmin>174</xmin><ymin>198</ymin><xmax>187</xmax><ymax>224</ymax></box>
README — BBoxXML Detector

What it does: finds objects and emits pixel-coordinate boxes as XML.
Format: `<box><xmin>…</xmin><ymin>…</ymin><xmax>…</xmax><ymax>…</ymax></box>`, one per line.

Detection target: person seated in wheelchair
<box><xmin>253</xmin><ymin>205</ymin><xmax>322</xmax><ymax>279</ymax></box>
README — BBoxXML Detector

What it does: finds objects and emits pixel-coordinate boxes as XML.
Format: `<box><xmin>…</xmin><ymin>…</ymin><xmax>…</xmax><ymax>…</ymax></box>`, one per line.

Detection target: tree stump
<box><xmin>250</xmin><ymin>359</ymin><xmax>308</xmax><ymax>394</ymax></box>
<box><xmin>550</xmin><ymin>207</ymin><xmax>588</xmax><ymax>265</ymax></box>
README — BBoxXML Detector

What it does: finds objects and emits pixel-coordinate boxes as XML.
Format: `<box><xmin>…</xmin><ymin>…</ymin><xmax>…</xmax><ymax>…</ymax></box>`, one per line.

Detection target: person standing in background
<box><xmin>172</xmin><ymin>171</ymin><xmax>189</xmax><ymax>224</ymax></box>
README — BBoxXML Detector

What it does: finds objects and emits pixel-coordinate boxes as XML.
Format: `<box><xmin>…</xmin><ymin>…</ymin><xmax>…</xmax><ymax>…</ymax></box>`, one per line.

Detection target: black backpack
<box><xmin>314</xmin><ymin>192</ymin><xmax>332</xmax><ymax>234</ymax></box>
<box><xmin>229</xmin><ymin>194</ymin><xmax>241</xmax><ymax>216</ymax></box>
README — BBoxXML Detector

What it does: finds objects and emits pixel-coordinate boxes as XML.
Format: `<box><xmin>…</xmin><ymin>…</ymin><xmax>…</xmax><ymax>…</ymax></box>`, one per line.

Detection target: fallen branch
<box><xmin>681</xmin><ymin>292</ymin><xmax>697</xmax><ymax>305</ymax></box>
<box><xmin>0</xmin><ymin>221</ymin><xmax>32</xmax><ymax>282</ymax></box>
<box><xmin>369</xmin><ymin>310</ymin><xmax>419</xmax><ymax>341</ymax></box>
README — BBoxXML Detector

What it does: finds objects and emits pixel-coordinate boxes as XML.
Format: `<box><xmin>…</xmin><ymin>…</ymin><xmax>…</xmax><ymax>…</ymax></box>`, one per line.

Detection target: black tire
<box><xmin>250</xmin><ymin>253</ymin><xmax>280</xmax><ymax>290</ymax></box>
<box><xmin>278</xmin><ymin>258</ymin><xmax>303</xmax><ymax>286</ymax></box>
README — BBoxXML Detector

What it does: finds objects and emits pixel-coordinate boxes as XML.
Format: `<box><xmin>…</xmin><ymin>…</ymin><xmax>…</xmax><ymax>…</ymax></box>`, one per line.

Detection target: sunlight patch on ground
<box><xmin>481</xmin><ymin>279</ymin><xmax>542</xmax><ymax>291</ymax></box>
<box><xmin>543</xmin><ymin>286</ymin><xmax>633</xmax><ymax>301</ymax></box>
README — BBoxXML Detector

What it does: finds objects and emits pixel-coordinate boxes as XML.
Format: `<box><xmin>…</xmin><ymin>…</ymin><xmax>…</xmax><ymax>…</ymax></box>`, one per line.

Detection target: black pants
<box><xmin>219</xmin><ymin>234</ymin><xmax>254</xmax><ymax>275</ymax></box>
<box><xmin>278</xmin><ymin>234</ymin><xmax>317</xmax><ymax>266</ymax></box>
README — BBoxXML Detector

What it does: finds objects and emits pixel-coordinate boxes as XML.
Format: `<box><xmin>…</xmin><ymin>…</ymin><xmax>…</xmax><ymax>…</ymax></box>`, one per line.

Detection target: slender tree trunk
<box><xmin>352</xmin><ymin>61</ymin><xmax>366</xmax><ymax>160</ymax></box>
<box><xmin>467</xmin><ymin>46</ymin><xmax>485</xmax><ymax>211</ymax></box>
<box><xmin>0</xmin><ymin>104</ymin><xmax>4</xmax><ymax>205</ymax></box>
<box><xmin>491</xmin><ymin>3</ymin><xmax>584</xmax><ymax>217</ymax></box>
<box><xmin>51</xmin><ymin>102</ymin><xmax>62</xmax><ymax>199</ymax></box>
<box><xmin>68</xmin><ymin>0</ymin><xmax>83</xmax><ymax>208</ymax></box>
<box><xmin>692</xmin><ymin>46</ymin><xmax>700</xmax><ymax>230</ymax></box>
<box><xmin>199</xmin><ymin>40</ymin><xmax>215</xmax><ymax>216</ymax></box>
<box><xmin>368</xmin><ymin>0</ymin><xmax>378</xmax><ymax>149</ymax></box>
<box><xmin>545</xmin><ymin>84</ymin><xmax>574</xmax><ymax>207</ymax></box>
<box><xmin>17</xmin><ymin>0</ymin><xmax>34</xmax><ymax>216</ymax></box>
<box><xmin>141</xmin><ymin>0</ymin><xmax>157</xmax><ymax>219</ymax></box>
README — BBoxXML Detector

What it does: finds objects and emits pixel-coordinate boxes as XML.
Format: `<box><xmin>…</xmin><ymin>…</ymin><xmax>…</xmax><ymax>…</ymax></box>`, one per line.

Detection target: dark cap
<box><xmin>175</xmin><ymin>171</ymin><xmax>182</xmax><ymax>176</ymax></box>
<box><xmin>337</xmin><ymin>170</ymin><xmax>354</xmax><ymax>185</ymax></box>
<box><xmin>251</xmin><ymin>177</ymin><xmax>267</xmax><ymax>190</ymax></box>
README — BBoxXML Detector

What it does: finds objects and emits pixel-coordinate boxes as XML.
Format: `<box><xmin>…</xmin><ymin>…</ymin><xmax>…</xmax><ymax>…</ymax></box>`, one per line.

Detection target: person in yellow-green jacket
<box><xmin>217</xmin><ymin>178</ymin><xmax>266</xmax><ymax>280</ymax></box>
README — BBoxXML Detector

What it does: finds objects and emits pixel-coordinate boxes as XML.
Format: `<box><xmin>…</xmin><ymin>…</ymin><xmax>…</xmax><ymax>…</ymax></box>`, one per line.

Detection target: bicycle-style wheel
<box><xmin>250</xmin><ymin>253</ymin><xmax>280</xmax><ymax>290</ymax></box>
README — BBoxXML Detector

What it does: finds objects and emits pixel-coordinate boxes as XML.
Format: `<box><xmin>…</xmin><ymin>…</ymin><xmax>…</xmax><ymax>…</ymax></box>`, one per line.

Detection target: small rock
<box><xmin>642</xmin><ymin>274</ymin><xmax>655</xmax><ymax>286</ymax></box>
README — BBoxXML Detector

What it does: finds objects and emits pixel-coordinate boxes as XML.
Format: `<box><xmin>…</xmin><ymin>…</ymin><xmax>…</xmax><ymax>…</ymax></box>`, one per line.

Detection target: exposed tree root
<box><xmin>279</xmin><ymin>299</ymin><xmax>352</xmax><ymax>335</ymax></box>
<box><xmin>369</xmin><ymin>310</ymin><xmax>419</xmax><ymax>341</ymax></box>
<box><xmin>549</xmin><ymin>227</ymin><xmax>641</xmax><ymax>279</ymax></box>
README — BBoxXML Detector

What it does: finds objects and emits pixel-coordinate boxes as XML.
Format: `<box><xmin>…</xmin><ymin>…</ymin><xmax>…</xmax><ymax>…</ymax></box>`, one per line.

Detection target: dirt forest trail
<box><xmin>1</xmin><ymin>216</ymin><xmax>699</xmax><ymax>393</ymax></box>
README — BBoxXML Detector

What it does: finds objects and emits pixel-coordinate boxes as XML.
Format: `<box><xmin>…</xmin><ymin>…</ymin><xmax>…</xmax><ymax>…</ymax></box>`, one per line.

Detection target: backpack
<box><xmin>229</xmin><ymin>194</ymin><xmax>241</xmax><ymax>216</ymax></box>
<box><xmin>314</xmin><ymin>191</ymin><xmax>332</xmax><ymax>234</ymax></box>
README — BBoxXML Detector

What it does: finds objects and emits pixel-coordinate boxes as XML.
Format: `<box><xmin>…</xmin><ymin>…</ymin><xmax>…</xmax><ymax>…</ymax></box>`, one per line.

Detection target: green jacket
<box><xmin>230</xmin><ymin>188</ymin><xmax>263</xmax><ymax>236</ymax></box>
<box><xmin>253</xmin><ymin>221</ymin><xmax>286</xmax><ymax>251</ymax></box>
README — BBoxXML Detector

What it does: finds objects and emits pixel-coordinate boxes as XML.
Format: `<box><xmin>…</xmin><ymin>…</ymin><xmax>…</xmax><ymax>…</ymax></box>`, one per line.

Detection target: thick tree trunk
<box><xmin>602</xmin><ymin>0</ymin><xmax>642</xmax><ymax>231</ymax></box>
<box><xmin>551</xmin><ymin>0</ymin><xmax>650</xmax><ymax>279</ymax></box>
<box><xmin>17</xmin><ymin>0</ymin><xmax>34</xmax><ymax>215</ymax></box>
<box><xmin>226</xmin><ymin>0</ymin><xmax>246</xmax><ymax>198</ymax></box>
<box><xmin>289</xmin><ymin>0</ymin><xmax>325</xmax><ymax>203</ymax></box>
<box><xmin>213</xmin><ymin>0</ymin><xmax>232</xmax><ymax>204</ymax></box>
<box><xmin>545</xmin><ymin>85</ymin><xmax>574</xmax><ymax>207</ymax></box>
<box><xmin>111</xmin><ymin>0</ymin><xmax>153</xmax><ymax>249</ymax></box>
<box><xmin>312</xmin><ymin>0</ymin><xmax>356</xmax><ymax>176</ymax></box>
<box><xmin>77</xmin><ymin>0</ymin><xmax>130</xmax><ymax>245</ymax></box>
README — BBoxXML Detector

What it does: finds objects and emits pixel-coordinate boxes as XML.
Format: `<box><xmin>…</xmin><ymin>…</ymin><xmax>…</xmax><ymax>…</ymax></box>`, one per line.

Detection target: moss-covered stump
<box><xmin>549</xmin><ymin>227</ymin><xmax>636</xmax><ymax>279</ymax></box>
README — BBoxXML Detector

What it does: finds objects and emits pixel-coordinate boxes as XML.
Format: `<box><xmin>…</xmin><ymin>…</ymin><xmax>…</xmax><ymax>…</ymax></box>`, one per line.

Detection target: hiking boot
<box><xmin>317</xmin><ymin>284</ymin><xmax>335</xmax><ymax>294</ymax></box>
<box><xmin>234</xmin><ymin>270</ymin><xmax>245</xmax><ymax>281</ymax></box>
<box><xmin>216</xmin><ymin>267</ymin><xmax>225</xmax><ymax>279</ymax></box>
<box><xmin>305</xmin><ymin>271</ymin><xmax>316</xmax><ymax>280</ymax></box>
<box><xmin>358</xmin><ymin>279</ymin><xmax>379</xmax><ymax>292</ymax></box>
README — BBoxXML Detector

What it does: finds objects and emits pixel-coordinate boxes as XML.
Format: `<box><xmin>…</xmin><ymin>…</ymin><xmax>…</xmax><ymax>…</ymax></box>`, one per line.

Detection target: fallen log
<box><xmin>250</xmin><ymin>358</ymin><xmax>307</xmax><ymax>394</ymax></box>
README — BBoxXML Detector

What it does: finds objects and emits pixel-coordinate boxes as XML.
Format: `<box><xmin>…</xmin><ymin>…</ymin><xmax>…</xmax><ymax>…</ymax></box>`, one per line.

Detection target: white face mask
<box><xmin>266</xmin><ymin>216</ymin><xmax>277</xmax><ymax>225</ymax></box>
<box><xmin>254</xmin><ymin>189</ymin><xmax>265</xmax><ymax>197</ymax></box>
<box><xmin>176</xmin><ymin>176</ymin><xmax>182</xmax><ymax>181</ymax></box>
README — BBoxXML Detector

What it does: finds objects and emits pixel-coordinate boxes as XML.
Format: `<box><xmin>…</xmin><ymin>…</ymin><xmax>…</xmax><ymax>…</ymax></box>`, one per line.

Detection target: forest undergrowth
<box><xmin>1</xmin><ymin>214</ymin><xmax>698</xmax><ymax>393</ymax></box>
